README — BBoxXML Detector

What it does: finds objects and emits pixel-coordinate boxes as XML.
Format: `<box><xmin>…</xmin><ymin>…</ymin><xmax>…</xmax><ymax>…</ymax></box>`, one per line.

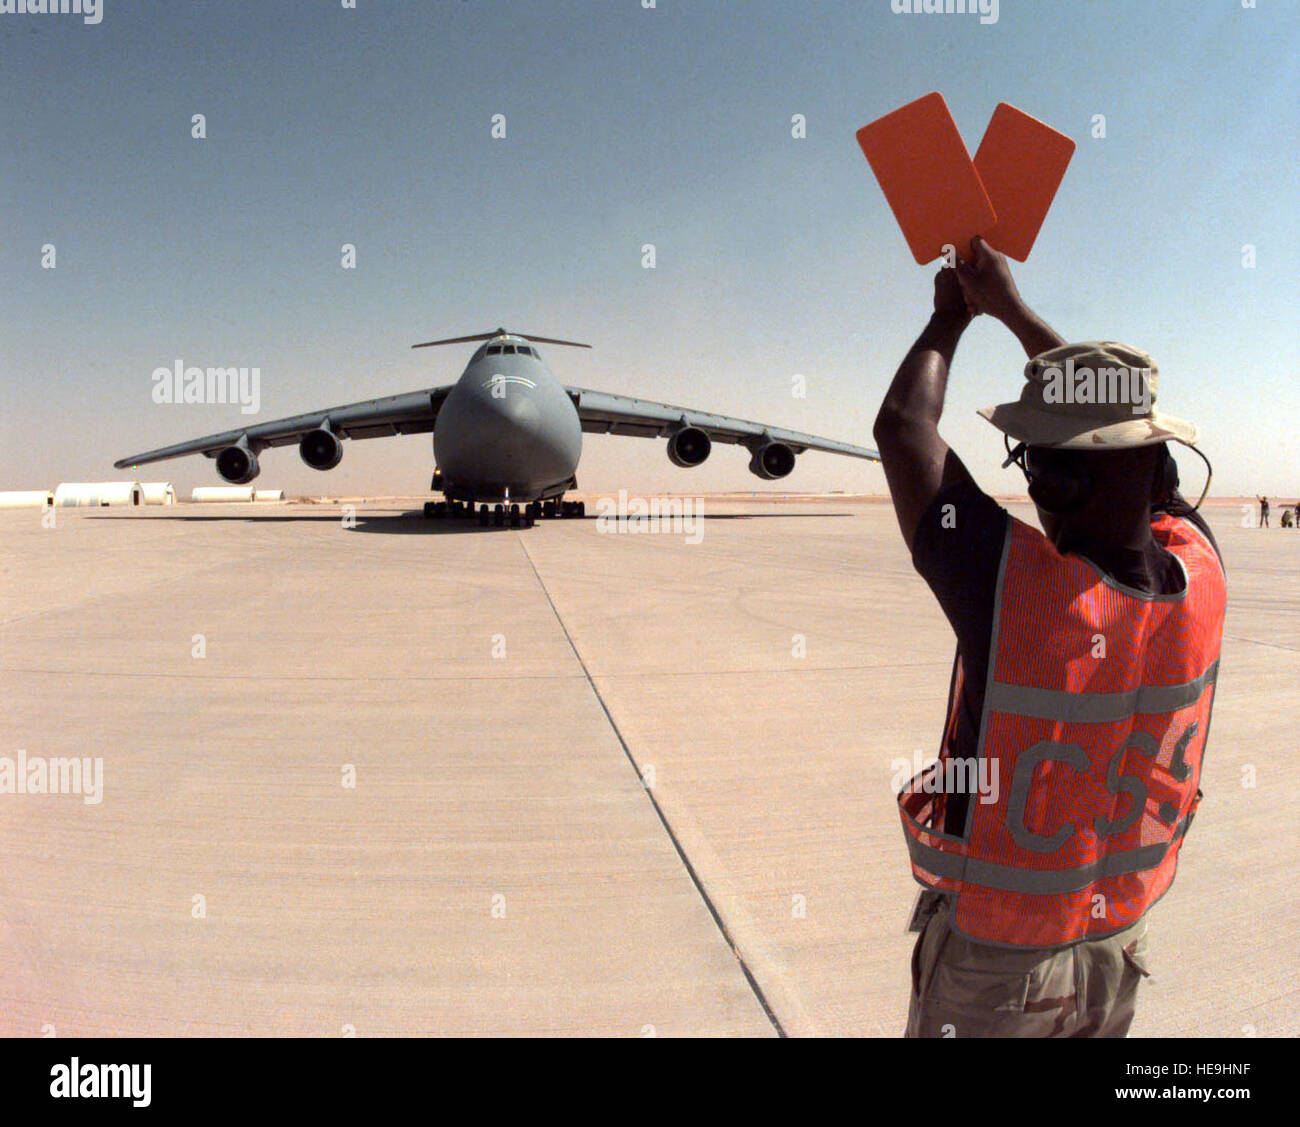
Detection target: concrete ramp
<box><xmin>0</xmin><ymin>499</ymin><xmax>1293</xmax><ymax>1037</ymax></box>
<box><xmin>0</xmin><ymin>505</ymin><xmax>772</xmax><ymax>1036</ymax></box>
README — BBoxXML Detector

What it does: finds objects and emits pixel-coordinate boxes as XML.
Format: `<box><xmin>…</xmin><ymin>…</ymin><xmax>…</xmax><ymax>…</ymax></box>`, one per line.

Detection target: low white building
<box><xmin>0</xmin><ymin>490</ymin><xmax>53</xmax><ymax>509</ymax></box>
<box><xmin>54</xmin><ymin>482</ymin><xmax>144</xmax><ymax>508</ymax></box>
<box><xmin>141</xmin><ymin>482</ymin><xmax>177</xmax><ymax>505</ymax></box>
<box><xmin>192</xmin><ymin>486</ymin><xmax>255</xmax><ymax>503</ymax></box>
<box><xmin>253</xmin><ymin>489</ymin><xmax>285</xmax><ymax>503</ymax></box>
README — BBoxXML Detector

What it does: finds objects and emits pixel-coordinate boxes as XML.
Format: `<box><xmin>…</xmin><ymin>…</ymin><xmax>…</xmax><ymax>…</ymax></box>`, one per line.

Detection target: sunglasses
<box><xmin>1001</xmin><ymin>438</ymin><xmax>1083</xmax><ymax>480</ymax></box>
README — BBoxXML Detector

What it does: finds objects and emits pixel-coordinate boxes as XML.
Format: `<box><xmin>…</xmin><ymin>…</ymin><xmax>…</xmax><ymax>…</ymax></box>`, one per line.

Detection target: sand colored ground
<box><xmin>0</xmin><ymin>497</ymin><xmax>1293</xmax><ymax>1036</ymax></box>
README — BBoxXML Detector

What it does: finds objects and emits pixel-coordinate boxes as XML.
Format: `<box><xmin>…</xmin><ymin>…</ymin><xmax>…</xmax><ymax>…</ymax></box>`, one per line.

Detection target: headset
<box><xmin>1003</xmin><ymin>436</ymin><xmax>1212</xmax><ymax>514</ymax></box>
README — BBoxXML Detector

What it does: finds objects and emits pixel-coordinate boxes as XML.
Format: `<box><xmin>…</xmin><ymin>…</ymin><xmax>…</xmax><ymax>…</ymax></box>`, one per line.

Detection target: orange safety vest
<box><xmin>899</xmin><ymin>512</ymin><xmax>1226</xmax><ymax>948</ymax></box>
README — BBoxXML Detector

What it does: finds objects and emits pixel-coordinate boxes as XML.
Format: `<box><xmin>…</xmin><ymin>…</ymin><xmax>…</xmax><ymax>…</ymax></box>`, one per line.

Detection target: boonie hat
<box><xmin>978</xmin><ymin>341</ymin><xmax>1198</xmax><ymax>449</ymax></box>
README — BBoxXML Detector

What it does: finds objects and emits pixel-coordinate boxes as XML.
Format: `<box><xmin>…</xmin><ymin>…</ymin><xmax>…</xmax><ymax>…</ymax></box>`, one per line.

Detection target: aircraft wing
<box><xmin>114</xmin><ymin>386</ymin><xmax>454</xmax><ymax>469</ymax></box>
<box><xmin>566</xmin><ymin>387</ymin><xmax>880</xmax><ymax>461</ymax></box>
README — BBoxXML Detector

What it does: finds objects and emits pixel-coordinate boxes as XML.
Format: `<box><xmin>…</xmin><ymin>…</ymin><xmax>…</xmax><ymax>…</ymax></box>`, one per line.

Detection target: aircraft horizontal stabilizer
<box><xmin>412</xmin><ymin>328</ymin><xmax>592</xmax><ymax>350</ymax></box>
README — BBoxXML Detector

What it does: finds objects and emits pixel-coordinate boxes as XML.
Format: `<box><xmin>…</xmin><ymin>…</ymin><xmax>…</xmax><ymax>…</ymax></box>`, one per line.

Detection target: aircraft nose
<box><xmin>469</xmin><ymin>376</ymin><xmax>580</xmax><ymax>481</ymax></box>
<box><xmin>433</xmin><ymin>366</ymin><xmax>582</xmax><ymax>498</ymax></box>
<box><xmin>485</xmin><ymin>381</ymin><xmax>544</xmax><ymax>431</ymax></box>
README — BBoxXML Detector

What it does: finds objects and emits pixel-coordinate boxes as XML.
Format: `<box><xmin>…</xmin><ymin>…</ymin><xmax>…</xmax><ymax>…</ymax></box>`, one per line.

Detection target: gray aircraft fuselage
<box><xmin>433</xmin><ymin>335</ymin><xmax>582</xmax><ymax>504</ymax></box>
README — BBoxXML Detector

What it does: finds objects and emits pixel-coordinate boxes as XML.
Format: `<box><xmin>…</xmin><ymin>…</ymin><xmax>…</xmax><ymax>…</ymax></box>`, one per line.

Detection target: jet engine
<box><xmin>667</xmin><ymin>426</ymin><xmax>712</xmax><ymax>468</ymax></box>
<box><xmin>300</xmin><ymin>427</ymin><xmax>343</xmax><ymax>471</ymax></box>
<box><xmin>747</xmin><ymin>441</ymin><xmax>796</xmax><ymax>480</ymax></box>
<box><xmin>215</xmin><ymin>445</ymin><xmax>260</xmax><ymax>484</ymax></box>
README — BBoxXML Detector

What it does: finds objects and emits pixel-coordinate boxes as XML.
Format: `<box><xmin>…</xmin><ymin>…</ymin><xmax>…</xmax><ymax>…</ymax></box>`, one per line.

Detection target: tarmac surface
<box><xmin>0</xmin><ymin>496</ymin><xmax>1294</xmax><ymax>1037</ymax></box>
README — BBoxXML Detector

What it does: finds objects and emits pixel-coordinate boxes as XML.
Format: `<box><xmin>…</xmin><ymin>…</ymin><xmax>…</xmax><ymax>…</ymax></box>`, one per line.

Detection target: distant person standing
<box><xmin>1258</xmin><ymin>496</ymin><xmax>1270</xmax><ymax>527</ymax></box>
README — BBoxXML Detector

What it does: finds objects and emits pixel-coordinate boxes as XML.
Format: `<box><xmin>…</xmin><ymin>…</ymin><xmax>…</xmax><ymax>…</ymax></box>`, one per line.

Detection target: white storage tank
<box><xmin>253</xmin><ymin>489</ymin><xmax>285</xmax><ymax>503</ymax></box>
<box><xmin>141</xmin><ymin>482</ymin><xmax>177</xmax><ymax>505</ymax></box>
<box><xmin>192</xmin><ymin>486</ymin><xmax>255</xmax><ymax>503</ymax></box>
<box><xmin>0</xmin><ymin>490</ymin><xmax>54</xmax><ymax>509</ymax></box>
<box><xmin>54</xmin><ymin>482</ymin><xmax>144</xmax><ymax>508</ymax></box>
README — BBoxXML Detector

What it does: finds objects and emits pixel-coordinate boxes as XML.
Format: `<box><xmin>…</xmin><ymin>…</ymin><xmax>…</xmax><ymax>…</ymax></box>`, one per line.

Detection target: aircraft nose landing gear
<box><xmin>424</xmin><ymin>495</ymin><xmax>536</xmax><ymax>529</ymax></box>
<box><xmin>477</xmin><ymin>502</ymin><xmax>534</xmax><ymax>529</ymax></box>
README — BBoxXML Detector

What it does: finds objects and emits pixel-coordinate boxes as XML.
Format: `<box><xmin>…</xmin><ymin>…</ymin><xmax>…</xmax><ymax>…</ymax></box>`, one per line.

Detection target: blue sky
<box><xmin>2</xmin><ymin>0</ymin><xmax>1297</xmax><ymax>498</ymax></box>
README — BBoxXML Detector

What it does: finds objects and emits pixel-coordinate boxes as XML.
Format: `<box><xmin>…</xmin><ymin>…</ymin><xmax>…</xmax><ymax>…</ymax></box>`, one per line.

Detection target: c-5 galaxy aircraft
<box><xmin>116</xmin><ymin>329</ymin><xmax>880</xmax><ymax>527</ymax></box>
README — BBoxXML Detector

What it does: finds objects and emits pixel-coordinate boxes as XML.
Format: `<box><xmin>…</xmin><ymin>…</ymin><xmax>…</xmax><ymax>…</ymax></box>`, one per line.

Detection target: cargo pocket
<box><xmin>1090</xmin><ymin>924</ymin><xmax>1151</xmax><ymax>1037</ymax></box>
<box><xmin>1022</xmin><ymin>948</ymin><xmax>1078</xmax><ymax>1021</ymax></box>
<box><xmin>910</xmin><ymin>931</ymin><xmax>925</xmax><ymax>1002</ymax></box>
<box><xmin>934</xmin><ymin>963</ymin><xmax>1033</xmax><ymax>1014</ymax></box>
<box><xmin>912</xmin><ymin>909</ymin><xmax>950</xmax><ymax>1002</ymax></box>
<box><xmin>918</xmin><ymin>928</ymin><xmax>1078</xmax><ymax>1036</ymax></box>
<box><xmin>1121</xmin><ymin>931</ymin><xmax>1151</xmax><ymax>980</ymax></box>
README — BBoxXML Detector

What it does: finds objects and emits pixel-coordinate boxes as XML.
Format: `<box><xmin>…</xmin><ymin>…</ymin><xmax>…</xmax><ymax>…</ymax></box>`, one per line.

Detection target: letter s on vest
<box><xmin>898</xmin><ymin>513</ymin><xmax>1226</xmax><ymax>948</ymax></box>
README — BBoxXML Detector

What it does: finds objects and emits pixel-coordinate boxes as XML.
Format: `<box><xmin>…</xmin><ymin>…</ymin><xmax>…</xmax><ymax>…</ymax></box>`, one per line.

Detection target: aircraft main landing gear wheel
<box><xmin>493</xmin><ymin>504</ymin><xmax>505</xmax><ymax>528</ymax></box>
<box><xmin>478</xmin><ymin>505</ymin><xmax>490</xmax><ymax>526</ymax></box>
<box><xmin>508</xmin><ymin>504</ymin><xmax>521</xmax><ymax>529</ymax></box>
<box><xmin>543</xmin><ymin>500</ymin><xmax>557</xmax><ymax>519</ymax></box>
<box><xmin>423</xmin><ymin>501</ymin><xmax>435</xmax><ymax>518</ymax></box>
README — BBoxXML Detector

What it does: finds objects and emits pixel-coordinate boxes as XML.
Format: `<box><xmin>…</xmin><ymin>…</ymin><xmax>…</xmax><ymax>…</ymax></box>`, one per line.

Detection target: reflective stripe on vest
<box><xmin>986</xmin><ymin>661</ymin><xmax>1218</xmax><ymax>724</ymax></box>
<box><xmin>898</xmin><ymin>512</ymin><xmax>1227</xmax><ymax>949</ymax></box>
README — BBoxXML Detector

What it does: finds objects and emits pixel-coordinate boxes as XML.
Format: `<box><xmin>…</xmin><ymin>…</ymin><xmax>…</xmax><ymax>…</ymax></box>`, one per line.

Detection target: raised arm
<box><xmin>872</xmin><ymin>268</ymin><xmax>977</xmax><ymax>549</ymax></box>
<box><xmin>957</xmin><ymin>236</ymin><xmax>1065</xmax><ymax>360</ymax></box>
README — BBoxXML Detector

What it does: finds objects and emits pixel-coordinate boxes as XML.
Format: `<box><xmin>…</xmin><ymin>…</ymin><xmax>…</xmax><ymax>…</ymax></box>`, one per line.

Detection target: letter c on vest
<box><xmin>1007</xmin><ymin>740</ymin><xmax>1089</xmax><ymax>853</ymax></box>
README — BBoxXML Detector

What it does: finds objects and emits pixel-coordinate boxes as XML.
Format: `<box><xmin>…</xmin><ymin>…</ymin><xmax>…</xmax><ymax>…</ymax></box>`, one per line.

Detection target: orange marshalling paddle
<box><xmin>856</xmin><ymin>93</ymin><xmax>1075</xmax><ymax>264</ymax></box>
<box><xmin>973</xmin><ymin>102</ymin><xmax>1076</xmax><ymax>261</ymax></box>
<box><xmin>855</xmin><ymin>92</ymin><xmax>994</xmax><ymax>266</ymax></box>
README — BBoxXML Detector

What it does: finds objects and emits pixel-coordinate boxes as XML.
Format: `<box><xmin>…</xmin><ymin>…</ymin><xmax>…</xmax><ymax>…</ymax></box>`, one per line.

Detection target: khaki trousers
<box><xmin>905</xmin><ymin>900</ymin><xmax>1151</xmax><ymax>1038</ymax></box>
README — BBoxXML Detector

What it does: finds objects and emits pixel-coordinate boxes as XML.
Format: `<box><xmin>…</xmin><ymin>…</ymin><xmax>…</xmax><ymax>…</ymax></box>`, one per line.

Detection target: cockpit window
<box><xmin>503</xmin><ymin>345</ymin><xmax>517</xmax><ymax>354</ymax></box>
<box><xmin>486</xmin><ymin>345</ymin><xmax>503</xmax><ymax>355</ymax></box>
<box><xmin>518</xmin><ymin>346</ymin><xmax>533</xmax><ymax>357</ymax></box>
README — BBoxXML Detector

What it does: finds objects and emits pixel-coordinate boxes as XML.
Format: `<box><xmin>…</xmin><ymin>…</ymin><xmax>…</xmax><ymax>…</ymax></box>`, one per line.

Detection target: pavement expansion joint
<box><xmin>514</xmin><ymin>531</ymin><xmax>787</xmax><ymax>1036</ymax></box>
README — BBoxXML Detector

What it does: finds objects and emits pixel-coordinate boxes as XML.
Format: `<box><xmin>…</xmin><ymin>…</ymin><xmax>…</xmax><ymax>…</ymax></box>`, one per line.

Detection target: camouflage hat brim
<box><xmin>977</xmin><ymin>400</ymin><xmax>1199</xmax><ymax>450</ymax></box>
